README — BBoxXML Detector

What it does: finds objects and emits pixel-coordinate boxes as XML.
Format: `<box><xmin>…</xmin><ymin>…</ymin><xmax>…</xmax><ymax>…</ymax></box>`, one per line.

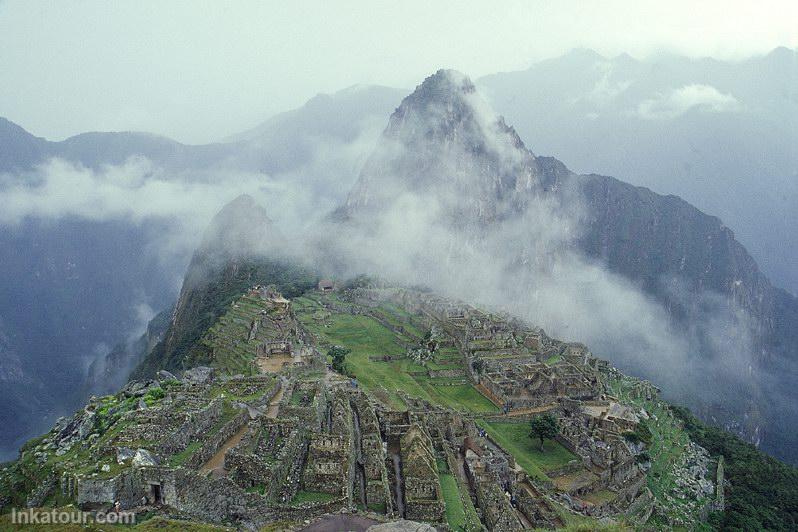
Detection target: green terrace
<box><xmin>477</xmin><ymin>421</ymin><xmax>578</xmax><ymax>481</ymax></box>
<box><xmin>606</xmin><ymin>375</ymin><xmax>704</xmax><ymax>525</ymax></box>
<box><xmin>437</xmin><ymin>458</ymin><xmax>480</xmax><ymax>531</ymax></box>
<box><xmin>293</xmin><ymin>294</ymin><xmax>497</xmax><ymax>413</ymax></box>
<box><xmin>195</xmin><ymin>294</ymin><xmax>272</xmax><ymax>376</ymax></box>
<box><xmin>290</xmin><ymin>490</ymin><xmax>338</xmax><ymax>506</ymax></box>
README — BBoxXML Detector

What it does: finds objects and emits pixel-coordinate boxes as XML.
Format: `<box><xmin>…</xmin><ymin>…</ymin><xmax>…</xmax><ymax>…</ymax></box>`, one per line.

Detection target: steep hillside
<box><xmin>133</xmin><ymin>195</ymin><xmax>317</xmax><ymax>378</ymax></box>
<box><xmin>478</xmin><ymin>48</ymin><xmax>798</xmax><ymax>293</ymax></box>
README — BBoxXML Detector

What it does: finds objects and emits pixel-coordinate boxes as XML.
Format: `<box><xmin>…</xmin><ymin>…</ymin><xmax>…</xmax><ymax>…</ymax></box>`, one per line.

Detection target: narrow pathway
<box><xmin>200</xmin><ymin>383</ymin><xmax>285</xmax><ymax>477</ymax></box>
<box><xmin>266</xmin><ymin>384</ymin><xmax>285</xmax><ymax>418</ymax></box>
<box><xmin>200</xmin><ymin>423</ymin><xmax>249</xmax><ymax>478</ymax></box>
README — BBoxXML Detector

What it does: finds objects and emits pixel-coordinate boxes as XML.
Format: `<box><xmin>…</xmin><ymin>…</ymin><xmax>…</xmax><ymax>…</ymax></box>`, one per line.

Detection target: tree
<box><xmin>529</xmin><ymin>413</ymin><xmax>559</xmax><ymax>452</ymax></box>
<box><xmin>328</xmin><ymin>346</ymin><xmax>351</xmax><ymax>374</ymax></box>
<box><xmin>422</xmin><ymin>328</ymin><xmax>439</xmax><ymax>353</ymax></box>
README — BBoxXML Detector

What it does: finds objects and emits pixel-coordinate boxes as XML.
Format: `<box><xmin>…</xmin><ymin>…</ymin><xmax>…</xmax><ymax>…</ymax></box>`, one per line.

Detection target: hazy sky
<box><xmin>1</xmin><ymin>0</ymin><xmax>795</xmax><ymax>143</ymax></box>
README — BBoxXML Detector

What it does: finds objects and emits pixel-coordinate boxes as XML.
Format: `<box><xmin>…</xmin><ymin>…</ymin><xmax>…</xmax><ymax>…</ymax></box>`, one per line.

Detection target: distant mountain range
<box><xmin>479</xmin><ymin>47</ymin><xmax>798</xmax><ymax>294</ymax></box>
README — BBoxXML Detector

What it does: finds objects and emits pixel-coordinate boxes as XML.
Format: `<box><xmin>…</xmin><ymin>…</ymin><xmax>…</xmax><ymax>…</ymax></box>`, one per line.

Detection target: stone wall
<box><xmin>352</xmin><ymin>393</ymin><xmax>393</xmax><ymax>512</ymax></box>
<box><xmin>185</xmin><ymin>410</ymin><xmax>249</xmax><ymax>470</ymax></box>
<box><xmin>26</xmin><ymin>473</ymin><xmax>57</xmax><ymax>508</ymax></box>
<box><xmin>302</xmin><ymin>432</ymin><xmax>351</xmax><ymax>495</ymax></box>
<box><xmin>159</xmin><ymin>398</ymin><xmax>224</xmax><ymax>456</ymax></box>
<box><xmin>171</xmin><ymin>468</ymin><xmax>271</xmax><ymax>528</ymax></box>
<box><xmin>268</xmin><ymin>429</ymin><xmax>307</xmax><ymax>504</ymax></box>
<box><xmin>400</xmin><ymin>425</ymin><xmax>445</xmax><ymax>523</ymax></box>
<box><xmin>270</xmin><ymin>495</ymin><xmax>349</xmax><ymax>521</ymax></box>
<box><xmin>77</xmin><ymin>476</ymin><xmax>119</xmax><ymax>506</ymax></box>
<box><xmin>427</xmin><ymin>368</ymin><xmax>466</xmax><ymax>379</ymax></box>
<box><xmin>514</xmin><ymin>483</ymin><xmax>560</xmax><ymax>529</ymax></box>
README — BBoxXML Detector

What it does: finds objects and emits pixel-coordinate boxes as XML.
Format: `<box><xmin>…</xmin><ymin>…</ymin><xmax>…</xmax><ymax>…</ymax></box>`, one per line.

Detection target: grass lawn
<box><xmin>169</xmin><ymin>441</ymin><xmax>201</xmax><ymax>466</ymax></box>
<box><xmin>303</xmin><ymin>311</ymin><xmax>425</xmax><ymax>408</ymax></box>
<box><xmin>290</xmin><ymin>490</ymin><xmax>337</xmax><ymax>505</ymax></box>
<box><xmin>581</xmin><ymin>488</ymin><xmax>618</xmax><ymax>505</ymax></box>
<box><xmin>479</xmin><ymin>421</ymin><xmax>577</xmax><ymax>480</ymax></box>
<box><xmin>545</xmin><ymin>354</ymin><xmax>562</xmax><ymax>365</ymax></box>
<box><xmin>295</xmin><ymin>295</ymin><xmax>498</xmax><ymax>414</ymax></box>
<box><xmin>439</xmin><ymin>473</ymin><xmax>468</xmax><ymax>530</ymax></box>
<box><xmin>423</xmin><ymin>383</ymin><xmax>499</xmax><ymax>413</ymax></box>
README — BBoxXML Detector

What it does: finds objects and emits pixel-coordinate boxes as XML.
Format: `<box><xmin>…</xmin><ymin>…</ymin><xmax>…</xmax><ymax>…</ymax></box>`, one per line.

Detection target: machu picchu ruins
<box><xmin>0</xmin><ymin>280</ymin><xmax>726</xmax><ymax>530</ymax></box>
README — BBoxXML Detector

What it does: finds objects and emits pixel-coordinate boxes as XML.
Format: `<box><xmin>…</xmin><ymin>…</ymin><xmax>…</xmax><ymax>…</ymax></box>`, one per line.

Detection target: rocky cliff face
<box><xmin>339</xmin><ymin>69</ymin><xmax>798</xmax><ymax>462</ymax></box>
<box><xmin>344</xmin><ymin>70</ymin><xmax>564</xmax><ymax>223</ymax></box>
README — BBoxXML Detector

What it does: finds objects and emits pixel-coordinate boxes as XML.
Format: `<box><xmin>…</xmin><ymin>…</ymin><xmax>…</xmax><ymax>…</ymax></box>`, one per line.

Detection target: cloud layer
<box><xmin>637</xmin><ymin>84</ymin><xmax>741</xmax><ymax>119</ymax></box>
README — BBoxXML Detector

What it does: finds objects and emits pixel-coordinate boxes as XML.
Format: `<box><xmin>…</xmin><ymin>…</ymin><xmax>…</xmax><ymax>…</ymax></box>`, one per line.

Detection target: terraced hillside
<box><xmin>0</xmin><ymin>282</ymin><xmax>732</xmax><ymax>531</ymax></box>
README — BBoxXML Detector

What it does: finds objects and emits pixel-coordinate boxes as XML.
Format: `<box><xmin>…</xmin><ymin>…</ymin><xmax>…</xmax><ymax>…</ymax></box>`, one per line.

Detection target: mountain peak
<box><xmin>343</xmin><ymin>70</ymin><xmax>564</xmax><ymax>216</ymax></box>
<box><xmin>418</xmin><ymin>69</ymin><xmax>475</xmax><ymax>95</ymax></box>
<box><xmin>198</xmin><ymin>194</ymin><xmax>277</xmax><ymax>259</ymax></box>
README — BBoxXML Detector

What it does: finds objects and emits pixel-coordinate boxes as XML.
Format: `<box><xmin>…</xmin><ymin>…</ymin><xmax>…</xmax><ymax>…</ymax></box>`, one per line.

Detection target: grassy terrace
<box><xmin>197</xmin><ymin>294</ymin><xmax>270</xmax><ymax>376</ymax></box>
<box><xmin>438</xmin><ymin>458</ymin><xmax>480</xmax><ymax>531</ymax></box>
<box><xmin>290</xmin><ymin>490</ymin><xmax>337</xmax><ymax>505</ymax></box>
<box><xmin>169</xmin><ymin>441</ymin><xmax>202</xmax><ymax>467</ymax></box>
<box><xmin>478</xmin><ymin>421</ymin><xmax>577</xmax><ymax>481</ymax></box>
<box><xmin>294</xmin><ymin>295</ymin><xmax>497</xmax><ymax>413</ymax></box>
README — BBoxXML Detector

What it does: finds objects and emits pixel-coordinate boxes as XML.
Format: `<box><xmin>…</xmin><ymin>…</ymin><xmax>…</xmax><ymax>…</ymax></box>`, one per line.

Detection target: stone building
<box><xmin>399</xmin><ymin>424</ymin><xmax>445</xmax><ymax>523</ymax></box>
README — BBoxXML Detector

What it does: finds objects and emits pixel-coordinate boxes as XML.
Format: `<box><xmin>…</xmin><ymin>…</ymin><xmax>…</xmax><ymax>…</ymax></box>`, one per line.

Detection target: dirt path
<box><xmin>200</xmin><ymin>423</ymin><xmax>250</xmax><ymax>478</ymax></box>
<box><xmin>266</xmin><ymin>384</ymin><xmax>285</xmax><ymax>418</ymax></box>
<box><xmin>201</xmin><ymin>381</ymin><xmax>286</xmax><ymax>477</ymax></box>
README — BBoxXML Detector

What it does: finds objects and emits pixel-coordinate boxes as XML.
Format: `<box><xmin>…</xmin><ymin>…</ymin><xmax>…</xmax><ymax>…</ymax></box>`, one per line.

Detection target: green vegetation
<box><xmin>420</xmin><ymin>383</ymin><xmax>497</xmax><ymax>413</ymax></box>
<box><xmin>606</xmin><ymin>376</ymin><xmax>695</xmax><ymax>515</ymax></box>
<box><xmin>169</xmin><ymin>441</ymin><xmax>202</xmax><ymax>467</ymax></box>
<box><xmin>544</xmin><ymin>354</ymin><xmax>562</xmax><ymax>365</ymax></box>
<box><xmin>440</xmin><ymin>472</ymin><xmax>468</xmax><ymax>530</ymax></box>
<box><xmin>295</xmin><ymin>294</ymin><xmax>497</xmax><ymax>413</ymax></box>
<box><xmin>437</xmin><ymin>458</ymin><xmax>480</xmax><ymax>531</ymax></box>
<box><xmin>328</xmin><ymin>345</ymin><xmax>350</xmax><ymax>374</ymax></box>
<box><xmin>672</xmin><ymin>405</ymin><xmax>798</xmax><ymax>531</ymax></box>
<box><xmin>478</xmin><ymin>421</ymin><xmax>577</xmax><ymax>480</ymax></box>
<box><xmin>133</xmin><ymin>259</ymin><xmax>317</xmax><ymax>378</ymax></box>
<box><xmin>289</xmin><ymin>490</ymin><xmax>337</xmax><ymax>505</ymax></box>
<box><xmin>529</xmin><ymin>413</ymin><xmax>560</xmax><ymax>452</ymax></box>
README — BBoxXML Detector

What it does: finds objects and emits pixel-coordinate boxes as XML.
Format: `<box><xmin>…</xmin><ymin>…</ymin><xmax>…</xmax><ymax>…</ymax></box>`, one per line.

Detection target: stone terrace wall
<box><xmin>185</xmin><ymin>409</ymin><xmax>249</xmax><ymax>469</ymax></box>
<box><xmin>160</xmin><ymin>398</ymin><xmax>224</xmax><ymax>456</ymax></box>
<box><xmin>270</xmin><ymin>495</ymin><xmax>349</xmax><ymax>521</ymax></box>
<box><xmin>267</xmin><ymin>430</ymin><xmax>307</xmax><ymax>504</ymax></box>
<box><xmin>172</xmin><ymin>469</ymin><xmax>271</xmax><ymax>528</ymax></box>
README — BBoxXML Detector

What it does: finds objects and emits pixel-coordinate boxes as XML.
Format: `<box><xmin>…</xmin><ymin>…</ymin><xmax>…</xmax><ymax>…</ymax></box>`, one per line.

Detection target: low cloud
<box><xmin>0</xmin><ymin>157</ymin><xmax>275</xmax><ymax>227</ymax></box>
<box><xmin>636</xmin><ymin>84</ymin><xmax>741</xmax><ymax>119</ymax></box>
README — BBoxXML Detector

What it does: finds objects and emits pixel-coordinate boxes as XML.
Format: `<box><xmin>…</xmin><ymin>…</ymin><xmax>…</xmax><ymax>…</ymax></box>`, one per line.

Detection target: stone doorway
<box><xmin>148</xmin><ymin>482</ymin><xmax>162</xmax><ymax>505</ymax></box>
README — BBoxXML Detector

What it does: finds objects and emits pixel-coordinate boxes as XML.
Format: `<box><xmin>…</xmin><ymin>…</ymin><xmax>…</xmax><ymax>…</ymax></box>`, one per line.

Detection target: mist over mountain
<box><xmin>0</xmin><ymin>86</ymin><xmax>400</xmax><ymax>460</ymax></box>
<box><xmin>478</xmin><ymin>47</ymin><xmax>798</xmax><ymax>294</ymax></box>
<box><xmin>0</xmin><ymin>50</ymin><xmax>796</xmax><ymax>467</ymax></box>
